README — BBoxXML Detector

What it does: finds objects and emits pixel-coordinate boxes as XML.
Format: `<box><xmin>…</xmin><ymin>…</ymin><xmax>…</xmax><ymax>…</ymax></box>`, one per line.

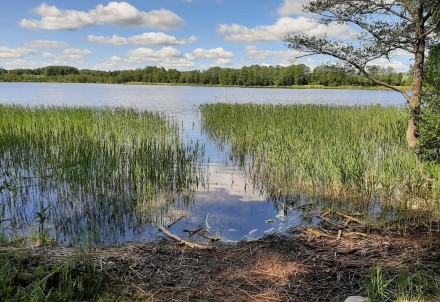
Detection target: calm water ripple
<box><xmin>0</xmin><ymin>83</ymin><xmax>406</xmax><ymax>244</ymax></box>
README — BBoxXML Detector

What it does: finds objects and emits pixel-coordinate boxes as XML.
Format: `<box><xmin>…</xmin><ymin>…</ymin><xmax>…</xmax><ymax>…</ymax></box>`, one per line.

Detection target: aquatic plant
<box><xmin>200</xmin><ymin>103</ymin><xmax>440</xmax><ymax>208</ymax></box>
<box><xmin>0</xmin><ymin>105</ymin><xmax>202</xmax><ymax>244</ymax></box>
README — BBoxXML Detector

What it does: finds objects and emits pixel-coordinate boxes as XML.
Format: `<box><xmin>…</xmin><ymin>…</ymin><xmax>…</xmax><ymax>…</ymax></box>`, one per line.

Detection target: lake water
<box><xmin>0</xmin><ymin>83</ymin><xmax>406</xmax><ymax>245</ymax></box>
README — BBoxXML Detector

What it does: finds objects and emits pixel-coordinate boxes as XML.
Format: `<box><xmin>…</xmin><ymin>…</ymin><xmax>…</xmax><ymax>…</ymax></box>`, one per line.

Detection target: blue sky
<box><xmin>0</xmin><ymin>0</ymin><xmax>412</xmax><ymax>71</ymax></box>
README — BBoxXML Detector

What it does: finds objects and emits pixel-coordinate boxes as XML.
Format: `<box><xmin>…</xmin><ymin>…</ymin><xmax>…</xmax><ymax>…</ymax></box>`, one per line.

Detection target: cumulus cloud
<box><xmin>159</xmin><ymin>58</ymin><xmax>196</xmax><ymax>70</ymax></box>
<box><xmin>218</xmin><ymin>16</ymin><xmax>355</xmax><ymax>43</ymax></box>
<box><xmin>391</xmin><ymin>49</ymin><xmax>413</xmax><ymax>57</ymax></box>
<box><xmin>87</xmin><ymin>32</ymin><xmax>197</xmax><ymax>46</ymax></box>
<box><xmin>95</xmin><ymin>55</ymin><xmax>196</xmax><ymax>71</ymax></box>
<box><xmin>368</xmin><ymin>58</ymin><xmax>410</xmax><ymax>72</ymax></box>
<box><xmin>126</xmin><ymin>46</ymin><xmax>182</xmax><ymax>62</ymax></box>
<box><xmin>95</xmin><ymin>47</ymin><xmax>234</xmax><ymax>71</ymax></box>
<box><xmin>24</xmin><ymin>40</ymin><xmax>69</xmax><ymax>49</ymax></box>
<box><xmin>245</xmin><ymin>45</ymin><xmax>306</xmax><ymax>66</ymax></box>
<box><xmin>214</xmin><ymin>58</ymin><xmax>233</xmax><ymax>65</ymax></box>
<box><xmin>42</xmin><ymin>48</ymin><xmax>92</xmax><ymax>61</ymax></box>
<box><xmin>20</xmin><ymin>2</ymin><xmax>184</xmax><ymax>30</ymax></box>
<box><xmin>2</xmin><ymin>59</ymin><xmax>48</xmax><ymax>69</ymax></box>
<box><xmin>186</xmin><ymin>47</ymin><xmax>234</xmax><ymax>60</ymax></box>
<box><xmin>0</xmin><ymin>47</ymin><xmax>35</xmax><ymax>58</ymax></box>
<box><xmin>277</xmin><ymin>0</ymin><xmax>308</xmax><ymax>16</ymax></box>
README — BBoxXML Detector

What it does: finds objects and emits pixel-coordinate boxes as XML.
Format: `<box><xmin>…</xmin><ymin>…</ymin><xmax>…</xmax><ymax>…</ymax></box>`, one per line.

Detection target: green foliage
<box><xmin>0</xmin><ymin>64</ymin><xmax>411</xmax><ymax>87</ymax></box>
<box><xmin>0</xmin><ymin>105</ymin><xmax>201</xmax><ymax>244</ymax></box>
<box><xmin>366</xmin><ymin>266</ymin><xmax>440</xmax><ymax>302</ymax></box>
<box><xmin>42</xmin><ymin>66</ymin><xmax>79</xmax><ymax>76</ymax></box>
<box><xmin>419</xmin><ymin>45</ymin><xmax>440</xmax><ymax>162</ymax></box>
<box><xmin>0</xmin><ymin>253</ymin><xmax>106</xmax><ymax>302</ymax></box>
<box><xmin>367</xmin><ymin>266</ymin><xmax>394</xmax><ymax>301</ymax></box>
<box><xmin>201</xmin><ymin>104</ymin><xmax>440</xmax><ymax>202</ymax></box>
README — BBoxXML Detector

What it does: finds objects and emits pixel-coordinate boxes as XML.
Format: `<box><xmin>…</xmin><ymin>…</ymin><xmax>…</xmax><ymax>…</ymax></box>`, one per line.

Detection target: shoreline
<box><xmin>0</xmin><ymin>81</ymin><xmax>411</xmax><ymax>92</ymax></box>
<box><xmin>2</xmin><ymin>223</ymin><xmax>439</xmax><ymax>302</ymax></box>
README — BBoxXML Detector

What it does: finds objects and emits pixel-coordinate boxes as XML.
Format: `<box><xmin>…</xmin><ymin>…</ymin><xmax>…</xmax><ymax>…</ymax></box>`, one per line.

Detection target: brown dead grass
<box><xmin>2</xmin><ymin>224</ymin><xmax>440</xmax><ymax>302</ymax></box>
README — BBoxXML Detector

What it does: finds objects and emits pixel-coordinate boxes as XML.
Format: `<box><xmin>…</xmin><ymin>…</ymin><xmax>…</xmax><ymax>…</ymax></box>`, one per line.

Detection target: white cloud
<box><xmin>278</xmin><ymin>0</ymin><xmax>307</xmax><ymax>16</ymax></box>
<box><xmin>95</xmin><ymin>47</ymin><xmax>234</xmax><ymax>71</ymax></box>
<box><xmin>218</xmin><ymin>16</ymin><xmax>355</xmax><ymax>43</ymax></box>
<box><xmin>87</xmin><ymin>32</ymin><xmax>197</xmax><ymax>46</ymax></box>
<box><xmin>245</xmin><ymin>45</ymin><xmax>304</xmax><ymax>64</ymax></box>
<box><xmin>2</xmin><ymin>59</ymin><xmax>48</xmax><ymax>69</ymax></box>
<box><xmin>126</xmin><ymin>46</ymin><xmax>182</xmax><ymax>62</ymax></box>
<box><xmin>41</xmin><ymin>48</ymin><xmax>93</xmax><ymax>61</ymax></box>
<box><xmin>95</xmin><ymin>55</ymin><xmax>196</xmax><ymax>71</ymax></box>
<box><xmin>214</xmin><ymin>58</ymin><xmax>233</xmax><ymax>66</ymax></box>
<box><xmin>24</xmin><ymin>40</ymin><xmax>69</xmax><ymax>49</ymax></box>
<box><xmin>20</xmin><ymin>2</ymin><xmax>184</xmax><ymax>30</ymax></box>
<box><xmin>186</xmin><ymin>47</ymin><xmax>234</xmax><ymax>60</ymax></box>
<box><xmin>368</xmin><ymin>58</ymin><xmax>409</xmax><ymax>72</ymax></box>
<box><xmin>159</xmin><ymin>58</ymin><xmax>195</xmax><ymax>70</ymax></box>
<box><xmin>0</xmin><ymin>47</ymin><xmax>35</xmax><ymax>58</ymax></box>
<box><xmin>391</xmin><ymin>49</ymin><xmax>413</xmax><ymax>57</ymax></box>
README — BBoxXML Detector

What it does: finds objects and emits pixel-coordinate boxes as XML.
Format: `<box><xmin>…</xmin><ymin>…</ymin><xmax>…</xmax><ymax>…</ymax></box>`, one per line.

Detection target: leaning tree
<box><xmin>284</xmin><ymin>0</ymin><xmax>440</xmax><ymax>149</ymax></box>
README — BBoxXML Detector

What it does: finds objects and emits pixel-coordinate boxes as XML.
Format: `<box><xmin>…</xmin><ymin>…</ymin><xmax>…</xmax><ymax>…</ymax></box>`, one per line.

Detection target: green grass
<box><xmin>0</xmin><ymin>105</ymin><xmax>202</xmax><ymax>244</ymax></box>
<box><xmin>0</xmin><ymin>251</ymin><xmax>108</xmax><ymax>302</ymax></box>
<box><xmin>367</xmin><ymin>265</ymin><xmax>440</xmax><ymax>302</ymax></box>
<box><xmin>200</xmin><ymin>103</ymin><xmax>440</xmax><ymax>218</ymax></box>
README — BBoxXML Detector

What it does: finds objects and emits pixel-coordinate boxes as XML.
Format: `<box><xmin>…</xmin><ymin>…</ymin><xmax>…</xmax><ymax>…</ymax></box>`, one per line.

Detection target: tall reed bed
<box><xmin>200</xmin><ymin>104</ymin><xmax>440</xmax><ymax>206</ymax></box>
<box><xmin>0</xmin><ymin>105</ymin><xmax>202</xmax><ymax>244</ymax></box>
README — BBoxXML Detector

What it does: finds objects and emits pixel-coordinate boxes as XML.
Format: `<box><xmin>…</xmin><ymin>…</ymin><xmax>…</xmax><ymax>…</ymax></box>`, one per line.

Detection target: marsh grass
<box><xmin>0</xmin><ymin>251</ymin><xmax>110</xmax><ymax>302</ymax></box>
<box><xmin>201</xmin><ymin>103</ymin><xmax>440</xmax><ymax>220</ymax></box>
<box><xmin>0</xmin><ymin>105</ymin><xmax>202</xmax><ymax>244</ymax></box>
<box><xmin>367</xmin><ymin>265</ymin><xmax>440</xmax><ymax>302</ymax></box>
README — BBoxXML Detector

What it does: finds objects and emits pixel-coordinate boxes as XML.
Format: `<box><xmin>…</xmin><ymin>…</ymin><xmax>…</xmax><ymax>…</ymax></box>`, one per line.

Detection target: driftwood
<box><xmin>166</xmin><ymin>214</ymin><xmax>186</xmax><ymax>229</ymax></box>
<box><xmin>184</xmin><ymin>227</ymin><xmax>220</xmax><ymax>242</ymax></box>
<box><xmin>321</xmin><ymin>209</ymin><xmax>365</xmax><ymax>227</ymax></box>
<box><xmin>334</xmin><ymin>211</ymin><xmax>364</xmax><ymax>226</ymax></box>
<box><xmin>304</xmin><ymin>228</ymin><xmax>336</xmax><ymax>239</ymax></box>
<box><xmin>158</xmin><ymin>226</ymin><xmax>211</xmax><ymax>250</ymax></box>
<box><xmin>184</xmin><ymin>227</ymin><xmax>203</xmax><ymax>237</ymax></box>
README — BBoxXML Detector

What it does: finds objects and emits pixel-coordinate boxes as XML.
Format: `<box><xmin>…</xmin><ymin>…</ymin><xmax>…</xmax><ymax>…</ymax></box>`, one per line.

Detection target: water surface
<box><xmin>0</xmin><ymin>83</ymin><xmax>406</xmax><ymax>244</ymax></box>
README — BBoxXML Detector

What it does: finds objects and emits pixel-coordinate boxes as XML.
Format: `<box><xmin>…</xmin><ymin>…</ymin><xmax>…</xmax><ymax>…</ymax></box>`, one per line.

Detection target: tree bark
<box><xmin>407</xmin><ymin>1</ymin><xmax>426</xmax><ymax>150</ymax></box>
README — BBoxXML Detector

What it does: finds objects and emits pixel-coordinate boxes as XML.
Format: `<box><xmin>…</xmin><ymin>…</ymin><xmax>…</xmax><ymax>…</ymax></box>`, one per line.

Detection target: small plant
<box><xmin>0</xmin><ymin>250</ymin><xmax>113</xmax><ymax>302</ymax></box>
<box><xmin>34</xmin><ymin>203</ymin><xmax>51</xmax><ymax>245</ymax></box>
<box><xmin>366</xmin><ymin>266</ymin><xmax>440</xmax><ymax>302</ymax></box>
<box><xmin>367</xmin><ymin>265</ymin><xmax>394</xmax><ymax>301</ymax></box>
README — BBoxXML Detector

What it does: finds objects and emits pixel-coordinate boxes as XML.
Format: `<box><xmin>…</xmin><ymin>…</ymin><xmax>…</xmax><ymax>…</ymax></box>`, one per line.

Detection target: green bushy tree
<box><xmin>419</xmin><ymin>45</ymin><xmax>440</xmax><ymax>162</ymax></box>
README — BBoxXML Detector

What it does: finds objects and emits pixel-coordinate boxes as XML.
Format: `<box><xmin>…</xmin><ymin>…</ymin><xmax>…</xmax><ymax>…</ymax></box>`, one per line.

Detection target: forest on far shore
<box><xmin>0</xmin><ymin>64</ymin><xmax>412</xmax><ymax>87</ymax></box>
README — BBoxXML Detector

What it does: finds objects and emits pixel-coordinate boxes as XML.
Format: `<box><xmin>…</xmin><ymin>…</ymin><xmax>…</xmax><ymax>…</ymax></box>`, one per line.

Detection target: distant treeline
<box><xmin>0</xmin><ymin>64</ymin><xmax>412</xmax><ymax>87</ymax></box>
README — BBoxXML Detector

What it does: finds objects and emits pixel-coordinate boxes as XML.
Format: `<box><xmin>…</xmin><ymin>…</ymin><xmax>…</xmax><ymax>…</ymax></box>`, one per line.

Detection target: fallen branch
<box><xmin>289</xmin><ymin>202</ymin><xmax>315</xmax><ymax>212</ymax></box>
<box><xmin>197</xmin><ymin>231</ymin><xmax>220</xmax><ymax>242</ymax></box>
<box><xmin>184</xmin><ymin>226</ymin><xmax>203</xmax><ymax>237</ymax></box>
<box><xmin>317</xmin><ymin>215</ymin><xmax>345</xmax><ymax>229</ymax></box>
<box><xmin>334</xmin><ymin>211</ymin><xmax>365</xmax><ymax>226</ymax></box>
<box><xmin>158</xmin><ymin>226</ymin><xmax>211</xmax><ymax>250</ymax></box>
<box><xmin>184</xmin><ymin>227</ymin><xmax>220</xmax><ymax>242</ymax></box>
<box><xmin>304</xmin><ymin>228</ymin><xmax>336</xmax><ymax>239</ymax></box>
<box><xmin>166</xmin><ymin>214</ymin><xmax>186</xmax><ymax>229</ymax></box>
<box><xmin>323</xmin><ymin>209</ymin><xmax>365</xmax><ymax>226</ymax></box>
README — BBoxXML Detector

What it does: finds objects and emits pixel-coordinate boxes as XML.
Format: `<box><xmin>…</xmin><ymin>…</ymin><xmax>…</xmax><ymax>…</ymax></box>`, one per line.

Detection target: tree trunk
<box><xmin>407</xmin><ymin>2</ymin><xmax>426</xmax><ymax>150</ymax></box>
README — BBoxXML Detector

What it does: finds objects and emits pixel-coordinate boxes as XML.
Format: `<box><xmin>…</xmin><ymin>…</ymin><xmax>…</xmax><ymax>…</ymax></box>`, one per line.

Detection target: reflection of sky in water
<box><xmin>0</xmin><ymin>83</ymin><xmax>406</xmax><ymax>244</ymax></box>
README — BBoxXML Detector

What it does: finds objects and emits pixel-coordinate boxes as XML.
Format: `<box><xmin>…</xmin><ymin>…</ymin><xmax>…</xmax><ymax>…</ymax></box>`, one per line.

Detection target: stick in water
<box><xmin>158</xmin><ymin>226</ymin><xmax>211</xmax><ymax>250</ymax></box>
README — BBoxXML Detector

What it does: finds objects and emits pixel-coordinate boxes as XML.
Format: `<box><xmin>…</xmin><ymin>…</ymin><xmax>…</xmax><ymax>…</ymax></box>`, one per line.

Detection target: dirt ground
<box><xmin>11</xmin><ymin>222</ymin><xmax>440</xmax><ymax>302</ymax></box>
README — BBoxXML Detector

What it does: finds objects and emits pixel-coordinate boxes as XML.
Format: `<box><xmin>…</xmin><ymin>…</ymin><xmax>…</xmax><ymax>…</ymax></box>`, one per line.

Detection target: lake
<box><xmin>0</xmin><ymin>83</ymin><xmax>406</xmax><ymax>245</ymax></box>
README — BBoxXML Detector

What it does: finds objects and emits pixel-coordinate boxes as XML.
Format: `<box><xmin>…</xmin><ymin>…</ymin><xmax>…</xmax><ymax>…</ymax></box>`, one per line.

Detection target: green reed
<box><xmin>0</xmin><ymin>105</ymin><xmax>202</xmax><ymax>243</ymax></box>
<box><xmin>200</xmin><ymin>103</ymin><xmax>440</xmax><ymax>205</ymax></box>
